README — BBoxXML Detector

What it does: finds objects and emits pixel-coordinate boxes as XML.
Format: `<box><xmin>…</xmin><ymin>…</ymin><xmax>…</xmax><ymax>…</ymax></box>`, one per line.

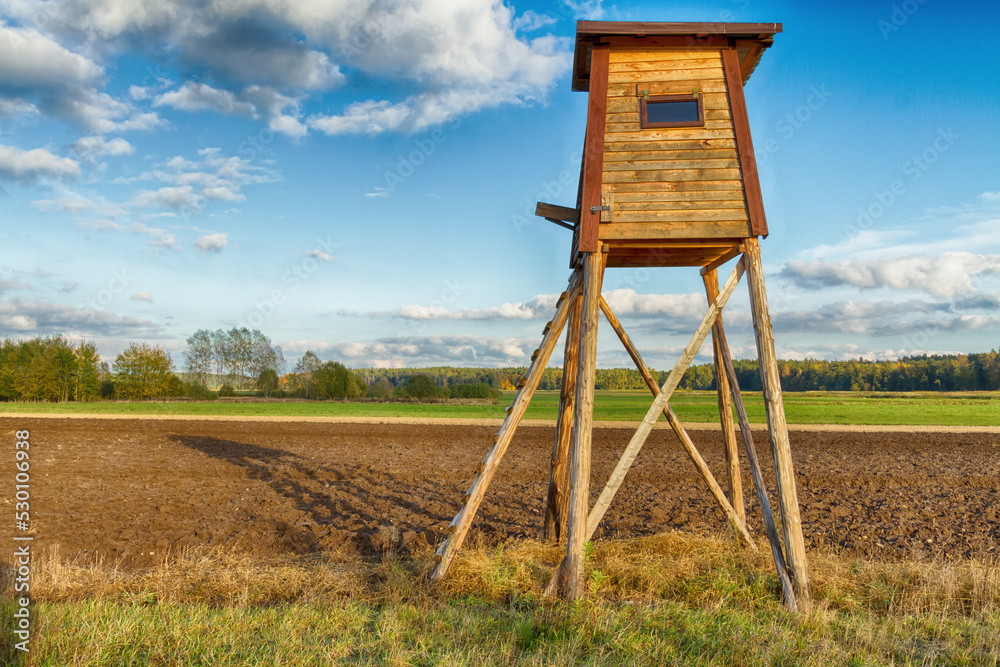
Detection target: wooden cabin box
<box><xmin>562</xmin><ymin>23</ymin><xmax>781</xmax><ymax>269</ymax></box>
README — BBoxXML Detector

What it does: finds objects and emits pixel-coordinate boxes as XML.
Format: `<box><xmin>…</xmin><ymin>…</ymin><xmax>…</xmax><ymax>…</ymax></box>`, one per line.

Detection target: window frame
<box><xmin>639</xmin><ymin>93</ymin><xmax>705</xmax><ymax>129</ymax></box>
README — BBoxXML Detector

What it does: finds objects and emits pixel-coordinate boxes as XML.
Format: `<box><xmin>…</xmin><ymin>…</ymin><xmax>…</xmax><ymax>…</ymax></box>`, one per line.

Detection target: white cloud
<box><xmin>130</xmin><ymin>222</ymin><xmax>177</xmax><ymax>250</ymax></box>
<box><xmin>131</xmin><ymin>185</ymin><xmax>201</xmax><ymax>211</ymax></box>
<box><xmin>0</xmin><ymin>24</ymin><xmax>164</xmax><ymax>132</ymax></box>
<box><xmin>0</xmin><ymin>96</ymin><xmax>38</xmax><ymax>117</ymax></box>
<box><xmin>33</xmin><ymin>191</ymin><xmax>129</xmax><ymax>219</ymax></box>
<box><xmin>131</xmin><ymin>291</ymin><xmax>153</xmax><ymax>302</ymax></box>
<box><xmin>0</xmin><ymin>278</ymin><xmax>32</xmax><ymax>291</ymax></box>
<box><xmin>5</xmin><ymin>0</ymin><xmax>570</xmax><ymax>138</ymax></box>
<box><xmin>365</xmin><ymin>187</ymin><xmax>390</xmax><ymax>198</ymax></box>
<box><xmin>0</xmin><ymin>144</ymin><xmax>79</xmax><ymax>182</ymax></box>
<box><xmin>308</xmin><ymin>99</ymin><xmax>412</xmax><ymax>136</ymax></box>
<box><xmin>285</xmin><ymin>334</ymin><xmax>537</xmax><ymax>367</ymax></box>
<box><xmin>1</xmin><ymin>314</ymin><xmax>36</xmax><ymax>330</ymax></box>
<box><xmin>269</xmin><ymin>114</ymin><xmax>307</xmax><ymax>138</ymax></box>
<box><xmin>69</xmin><ymin>135</ymin><xmax>134</xmax><ymax>161</ymax></box>
<box><xmin>375</xmin><ymin>293</ymin><xmax>560</xmax><ymax>321</ymax></box>
<box><xmin>513</xmin><ymin>10</ymin><xmax>558</xmax><ymax>32</ymax></box>
<box><xmin>194</xmin><ymin>232</ymin><xmax>227</xmax><ymax>253</ymax></box>
<box><xmin>0</xmin><ymin>298</ymin><xmax>161</xmax><ymax>336</ymax></box>
<box><xmin>0</xmin><ymin>23</ymin><xmax>102</xmax><ymax>90</ymax></box>
<box><xmin>32</xmin><ymin>195</ymin><xmax>92</xmax><ymax>213</ymax></box>
<box><xmin>126</xmin><ymin>148</ymin><xmax>279</xmax><ymax>212</ymax></box>
<box><xmin>54</xmin><ymin>88</ymin><xmax>164</xmax><ymax>133</ymax></box>
<box><xmin>77</xmin><ymin>218</ymin><xmax>123</xmax><ymax>230</ymax></box>
<box><xmin>201</xmin><ymin>186</ymin><xmax>244</xmax><ymax>202</ymax></box>
<box><xmin>308</xmin><ymin>250</ymin><xmax>334</xmax><ymax>262</ymax></box>
<box><xmin>978</xmin><ymin>191</ymin><xmax>1000</xmax><ymax>202</ymax></box>
<box><xmin>783</xmin><ymin>253</ymin><xmax>1000</xmax><ymax>298</ymax></box>
<box><xmin>175</xmin><ymin>36</ymin><xmax>342</xmax><ymax>91</ymax></box>
<box><xmin>154</xmin><ymin>82</ymin><xmax>257</xmax><ymax>116</ymax></box>
<box><xmin>603</xmin><ymin>290</ymin><xmax>707</xmax><ymax>319</ymax></box>
<box><xmin>559</xmin><ymin>0</ymin><xmax>605</xmax><ymax>19</ymax></box>
<box><xmin>372</xmin><ymin>289</ymin><xmax>709</xmax><ymax>324</ymax></box>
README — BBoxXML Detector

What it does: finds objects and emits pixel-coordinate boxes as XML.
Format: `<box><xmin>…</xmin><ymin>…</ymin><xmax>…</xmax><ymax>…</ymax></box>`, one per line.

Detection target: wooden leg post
<box><xmin>597</xmin><ymin>297</ymin><xmax>754</xmax><ymax>549</ymax></box>
<box><xmin>743</xmin><ymin>238</ymin><xmax>811</xmax><ymax>607</ymax></box>
<box><xmin>701</xmin><ymin>268</ymin><xmax>745</xmax><ymax>524</ymax></box>
<box><xmin>561</xmin><ymin>250</ymin><xmax>604</xmax><ymax>600</ymax></box>
<box><xmin>544</xmin><ymin>289</ymin><xmax>582</xmax><ymax>541</ymax></box>
<box><xmin>430</xmin><ymin>270</ymin><xmax>583</xmax><ymax>583</ymax></box>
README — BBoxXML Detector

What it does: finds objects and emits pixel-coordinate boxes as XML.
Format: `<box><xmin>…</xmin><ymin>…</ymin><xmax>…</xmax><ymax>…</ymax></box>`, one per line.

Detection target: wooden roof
<box><xmin>572</xmin><ymin>21</ymin><xmax>781</xmax><ymax>91</ymax></box>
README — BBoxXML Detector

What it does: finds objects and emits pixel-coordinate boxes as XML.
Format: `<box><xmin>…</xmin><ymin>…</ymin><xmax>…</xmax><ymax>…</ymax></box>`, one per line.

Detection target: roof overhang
<box><xmin>572</xmin><ymin>21</ymin><xmax>782</xmax><ymax>91</ymax></box>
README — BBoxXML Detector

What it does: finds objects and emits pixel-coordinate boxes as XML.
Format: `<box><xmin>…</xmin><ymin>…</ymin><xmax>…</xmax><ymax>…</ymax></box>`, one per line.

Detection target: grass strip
<box><xmin>9</xmin><ymin>533</ymin><xmax>998</xmax><ymax>666</ymax></box>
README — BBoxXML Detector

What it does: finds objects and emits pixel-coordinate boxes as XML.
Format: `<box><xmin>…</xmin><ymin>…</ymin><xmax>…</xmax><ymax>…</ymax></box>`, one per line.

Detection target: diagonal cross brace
<box><xmin>584</xmin><ymin>260</ymin><xmax>746</xmax><ymax>541</ymax></box>
<box><xmin>430</xmin><ymin>269</ymin><xmax>584</xmax><ymax>583</ymax></box>
<box><xmin>546</xmin><ymin>260</ymin><xmax>747</xmax><ymax>598</ymax></box>
<box><xmin>715</xmin><ymin>312</ymin><xmax>798</xmax><ymax>610</ymax></box>
<box><xmin>595</xmin><ymin>296</ymin><xmax>755</xmax><ymax>549</ymax></box>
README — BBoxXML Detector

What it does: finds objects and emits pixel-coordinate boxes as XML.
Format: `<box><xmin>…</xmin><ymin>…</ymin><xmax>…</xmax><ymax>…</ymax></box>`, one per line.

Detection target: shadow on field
<box><xmin>168</xmin><ymin>435</ymin><xmax>455</xmax><ymax>556</ymax></box>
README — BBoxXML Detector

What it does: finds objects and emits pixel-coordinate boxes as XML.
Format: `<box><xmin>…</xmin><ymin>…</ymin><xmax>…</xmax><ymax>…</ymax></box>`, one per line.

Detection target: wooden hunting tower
<box><xmin>432</xmin><ymin>21</ymin><xmax>811</xmax><ymax>610</ymax></box>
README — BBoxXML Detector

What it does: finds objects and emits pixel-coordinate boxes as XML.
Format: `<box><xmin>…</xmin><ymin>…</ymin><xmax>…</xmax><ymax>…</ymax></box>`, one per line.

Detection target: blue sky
<box><xmin>1</xmin><ymin>0</ymin><xmax>999</xmax><ymax>371</ymax></box>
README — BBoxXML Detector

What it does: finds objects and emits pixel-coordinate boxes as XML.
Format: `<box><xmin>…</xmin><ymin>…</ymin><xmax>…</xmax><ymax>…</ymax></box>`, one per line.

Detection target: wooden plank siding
<box><xmin>599</xmin><ymin>48</ymin><xmax>753</xmax><ymax>254</ymax></box>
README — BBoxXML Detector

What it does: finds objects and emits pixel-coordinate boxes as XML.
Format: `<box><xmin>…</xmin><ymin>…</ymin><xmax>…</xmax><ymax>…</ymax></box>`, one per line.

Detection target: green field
<box><xmin>2</xmin><ymin>390</ymin><xmax>999</xmax><ymax>425</ymax></box>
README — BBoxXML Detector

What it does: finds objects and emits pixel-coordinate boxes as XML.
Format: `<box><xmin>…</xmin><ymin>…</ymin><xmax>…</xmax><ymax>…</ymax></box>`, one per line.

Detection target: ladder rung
<box><xmin>434</xmin><ymin>540</ymin><xmax>448</xmax><ymax>561</ymax></box>
<box><xmin>542</xmin><ymin>320</ymin><xmax>553</xmax><ymax>335</ymax></box>
<box><xmin>531</xmin><ymin>348</ymin><xmax>540</xmax><ymax>361</ymax></box>
<box><xmin>555</xmin><ymin>291</ymin><xmax>568</xmax><ymax>307</ymax></box>
<box><xmin>492</xmin><ymin>432</ymin><xmax>500</xmax><ymax>443</ymax></box>
<box><xmin>517</xmin><ymin>377</ymin><xmax>526</xmax><ymax>388</ymax></box>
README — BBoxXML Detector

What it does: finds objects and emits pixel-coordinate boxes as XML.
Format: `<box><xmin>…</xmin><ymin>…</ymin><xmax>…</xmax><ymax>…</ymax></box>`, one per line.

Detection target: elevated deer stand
<box><xmin>430</xmin><ymin>21</ymin><xmax>810</xmax><ymax>610</ymax></box>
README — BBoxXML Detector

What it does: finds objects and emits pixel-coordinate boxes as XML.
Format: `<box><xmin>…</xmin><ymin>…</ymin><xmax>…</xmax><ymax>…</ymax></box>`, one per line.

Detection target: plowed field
<box><xmin>5</xmin><ymin>417</ymin><xmax>999</xmax><ymax>568</ymax></box>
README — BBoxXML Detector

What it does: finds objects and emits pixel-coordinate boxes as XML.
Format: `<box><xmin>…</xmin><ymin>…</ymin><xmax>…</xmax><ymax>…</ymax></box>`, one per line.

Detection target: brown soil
<box><xmin>4</xmin><ymin>418</ymin><xmax>999</xmax><ymax>568</ymax></box>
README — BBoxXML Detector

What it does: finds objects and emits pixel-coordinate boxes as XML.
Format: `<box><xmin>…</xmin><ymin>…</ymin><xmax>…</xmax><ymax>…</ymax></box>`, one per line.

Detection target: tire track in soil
<box><xmin>4</xmin><ymin>418</ymin><xmax>998</xmax><ymax>568</ymax></box>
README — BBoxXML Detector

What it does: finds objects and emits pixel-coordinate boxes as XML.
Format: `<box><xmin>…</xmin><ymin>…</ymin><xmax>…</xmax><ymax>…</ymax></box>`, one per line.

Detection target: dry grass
<box><xmin>6</xmin><ymin>534</ymin><xmax>999</xmax><ymax>665</ymax></box>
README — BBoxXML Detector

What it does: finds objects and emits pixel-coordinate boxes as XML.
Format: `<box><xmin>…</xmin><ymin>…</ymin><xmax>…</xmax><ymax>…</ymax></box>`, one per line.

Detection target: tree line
<box><xmin>184</xmin><ymin>328</ymin><xmax>286</xmax><ymax>392</ymax></box>
<box><xmin>2</xmin><ymin>334</ymin><xmax>998</xmax><ymax>402</ymax></box>
<box><xmin>287</xmin><ymin>352</ymin><xmax>501</xmax><ymax>400</ymax></box>
<box><xmin>352</xmin><ymin>351</ymin><xmax>1000</xmax><ymax>393</ymax></box>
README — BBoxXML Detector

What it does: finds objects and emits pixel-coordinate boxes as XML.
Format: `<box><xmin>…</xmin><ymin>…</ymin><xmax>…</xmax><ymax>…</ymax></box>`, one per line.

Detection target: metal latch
<box><xmin>641</xmin><ymin>89</ymin><xmax>650</xmax><ymax>101</ymax></box>
<box><xmin>590</xmin><ymin>205</ymin><xmax>610</xmax><ymax>213</ymax></box>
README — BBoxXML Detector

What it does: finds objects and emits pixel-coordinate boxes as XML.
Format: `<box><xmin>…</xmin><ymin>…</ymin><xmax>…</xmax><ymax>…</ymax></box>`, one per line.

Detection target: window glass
<box><xmin>646</xmin><ymin>99</ymin><xmax>700</xmax><ymax>124</ymax></box>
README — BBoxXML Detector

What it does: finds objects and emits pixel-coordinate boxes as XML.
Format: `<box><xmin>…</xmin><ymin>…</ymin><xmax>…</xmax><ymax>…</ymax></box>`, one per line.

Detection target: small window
<box><xmin>639</xmin><ymin>94</ymin><xmax>704</xmax><ymax>129</ymax></box>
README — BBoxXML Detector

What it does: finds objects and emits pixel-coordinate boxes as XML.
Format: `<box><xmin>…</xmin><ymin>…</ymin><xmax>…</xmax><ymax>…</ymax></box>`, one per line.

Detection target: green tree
<box><xmin>184</xmin><ymin>329</ymin><xmax>214</xmax><ymax>388</ymax></box>
<box><xmin>314</xmin><ymin>361</ymin><xmax>364</xmax><ymax>399</ymax></box>
<box><xmin>74</xmin><ymin>341</ymin><xmax>101</xmax><ymax>401</ymax></box>
<box><xmin>403</xmin><ymin>374</ymin><xmax>437</xmax><ymax>399</ymax></box>
<box><xmin>368</xmin><ymin>377</ymin><xmax>394</xmax><ymax>398</ymax></box>
<box><xmin>257</xmin><ymin>368</ymin><xmax>279</xmax><ymax>397</ymax></box>
<box><xmin>289</xmin><ymin>350</ymin><xmax>322</xmax><ymax>398</ymax></box>
<box><xmin>112</xmin><ymin>343</ymin><xmax>175</xmax><ymax>400</ymax></box>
